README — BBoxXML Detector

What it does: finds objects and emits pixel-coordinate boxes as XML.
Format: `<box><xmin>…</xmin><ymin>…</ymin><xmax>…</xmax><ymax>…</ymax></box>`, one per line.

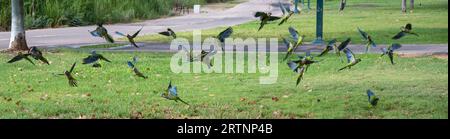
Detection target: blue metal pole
<box><xmin>312</xmin><ymin>0</ymin><xmax>324</xmax><ymax>45</ymax></box>
<box><xmin>294</xmin><ymin>0</ymin><xmax>300</xmax><ymax>14</ymax></box>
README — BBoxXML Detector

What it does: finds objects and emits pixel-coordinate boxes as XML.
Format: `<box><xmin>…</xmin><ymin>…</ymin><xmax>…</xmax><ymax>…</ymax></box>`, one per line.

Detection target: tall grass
<box><xmin>0</xmin><ymin>0</ymin><xmax>230</xmax><ymax>31</ymax></box>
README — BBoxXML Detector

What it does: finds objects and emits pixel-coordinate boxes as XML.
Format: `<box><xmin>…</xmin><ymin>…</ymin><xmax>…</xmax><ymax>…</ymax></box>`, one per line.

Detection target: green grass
<box><xmin>0</xmin><ymin>50</ymin><xmax>447</xmax><ymax>119</ymax></box>
<box><xmin>135</xmin><ymin>0</ymin><xmax>448</xmax><ymax>44</ymax></box>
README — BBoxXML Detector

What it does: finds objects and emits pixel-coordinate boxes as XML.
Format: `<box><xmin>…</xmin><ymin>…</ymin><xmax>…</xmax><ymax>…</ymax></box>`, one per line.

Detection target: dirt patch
<box><xmin>433</xmin><ymin>53</ymin><xmax>448</xmax><ymax>59</ymax></box>
<box><xmin>399</xmin><ymin>53</ymin><xmax>448</xmax><ymax>59</ymax></box>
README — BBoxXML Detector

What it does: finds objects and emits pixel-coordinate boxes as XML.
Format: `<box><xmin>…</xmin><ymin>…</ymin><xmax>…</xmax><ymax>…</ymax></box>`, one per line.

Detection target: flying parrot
<box><xmin>381</xmin><ymin>43</ymin><xmax>403</xmax><ymax>65</ymax></box>
<box><xmin>357</xmin><ymin>27</ymin><xmax>377</xmax><ymax>53</ymax></box>
<box><xmin>161</xmin><ymin>81</ymin><xmax>189</xmax><ymax>105</ymax></box>
<box><xmin>278</xmin><ymin>1</ymin><xmax>295</xmax><ymax>26</ymax></box>
<box><xmin>392</xmin><ymin>23</ymin><xmax>419</xmax><ymax>40</ymax></box>
<box><xmin>339</xmin><ymin>48</ymin><xmax>362</xmax><ymax>71</ymax></box>
<box><xmin>159</xmin><ymin>28</ymin><xmax>177</xmax><ymax>39</ymax></box>
<box><xmin>89</xmin><ymin>23</ymin><xmax>115</xmax><ymax>43</ymax></box>
<box><xmin>255</xmin><ymin>12</ymin><xmax>281</xmax><ymax>31</ymax></box>
<box><xmin>115</xmin><ymin>27</ymin><xmax>143</xmax><ymax>48</ymax></box>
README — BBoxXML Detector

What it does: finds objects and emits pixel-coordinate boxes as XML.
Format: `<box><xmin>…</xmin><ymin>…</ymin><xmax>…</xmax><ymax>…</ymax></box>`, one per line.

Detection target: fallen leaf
<box><xmin>272</xmin><ymin>97</ymin><xmax>279</xmax><ymax>102</ymax></box>
<box><xmin>240</xmin><ymin>98</ymin><xmax>246</xmax><ymax>102</ymax></box>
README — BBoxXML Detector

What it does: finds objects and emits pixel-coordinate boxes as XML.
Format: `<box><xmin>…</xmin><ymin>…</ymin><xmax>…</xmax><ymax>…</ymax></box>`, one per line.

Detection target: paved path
<box><xmin>101</xmin><ymin>42</ymin><xmax>448</xmax><ymax>55</ymax></box>
<box><xmin>0</xmin><ymin>0</ymin><xmax>281</xmax><ymax>49</ymax></box>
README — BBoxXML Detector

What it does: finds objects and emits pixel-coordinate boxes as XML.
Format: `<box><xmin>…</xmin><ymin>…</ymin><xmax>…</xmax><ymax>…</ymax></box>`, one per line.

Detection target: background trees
<box><xmin>9</xmin><ymin>0</ymin><xmax>29</xmax><ymax>51</ymax></box>
<box><xmin>0</xmin><ymin>0</ymin><xmax>231</xmax><ymax>31</ymax></box>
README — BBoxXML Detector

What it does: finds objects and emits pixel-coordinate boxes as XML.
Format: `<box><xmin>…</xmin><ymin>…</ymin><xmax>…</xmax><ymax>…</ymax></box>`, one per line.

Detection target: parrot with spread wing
<box><xmin>392</xmin><ymin>23</ymin><xmax>419</xmax><ymax>40</ymax></box>
<box><xmin>339</xmin><ymin>48</ymin><xmax>362</xmax><ymax>71</ymax></box>
<box><xmin>217</xmin><ymin>27</ymin><xmax>234</xmax><ymax>51</ymax></box>
<box><xmin>255</xmin><ymin>12</ymin><xmax>281</xmax><ymax>31</ymax></box>
<box><xmin>381</xmin><ymin>43</ymin><xmax>403</xmax><ymax>65</ymax></box>
<box><xmin>55</xmin><ymin>62</ymin><xmax>77</xmax><ymax>87</ymax></box>
<box><xmin>28</xmin><ymin>47</ymin><xmax>49</xmax><ymax>65</ymax></box>
<box><xmin>357</xmin><ymin>27</ymin><xmax>377</xmax><ymax>53</ymax></box>
<box><xmin>367</xmin><ymin>89</ymin><xmax>380</xmax><ymax>108</ymax></box>
<box><xmin>159</xmin><ymin>28</ymin><xmax>177</xmax><ymax>39</ymax></box>
<box><xmin>82</xmin><ymin>51</ymin><xmax>111</xmax><ymax>67</ymax></box>
<box><xmin>127</xmin><ymin>57</ymin><xmax>148</xmax><ymax>79</ymax></box>
<box><xmin>161</xmin><ymin>81</ymin><xmax>189</xmax><ymax>105</ymax></box>
<box><xmin>336</xmin><ymin>38</ymin><xmax>352</xmax><ymax>62</ymax></box>
<box><xmin>115</xmin><ymin>27</ymin><xmax>143</xmax><ymax>48</ymax></box>
<box><xmin>278</xmin><ymin>1</ymin><xmax>295</xmax><ymax>26</ymax></box>
<box><xmin>7</xmin><ymin>52</ymin><xmax>35</xmax><ymax>65</ymax></box>
<box><xmin>318</xmin><ymin>39</ymin><xmax>338</xmax><ymax>57</ymax></box>
<box><xmin>182</xmin><ymin>47</ymin><xmax>216</xmax><ymax>68</ymax></box>
<box><xmin>282</xmin><ymin>27</ymin><xmax>305</xmax><ymax>61</ymax></box>
<box><xmin>89</xmin><ymin>23</ymin><xmax>115</xmax><ymax>43</ymax></box>
<box><xmin>287</xmin><ymin>62</ymin><xmax>306</xmax><ymax>86</ymax></box>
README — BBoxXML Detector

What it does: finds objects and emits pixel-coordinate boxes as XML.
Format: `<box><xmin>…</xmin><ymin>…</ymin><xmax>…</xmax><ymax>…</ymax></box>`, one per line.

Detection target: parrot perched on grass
<box><xmin>381</xmin><ymin>43</ymin><xmax>403</xmax><ymax>65</ymax></box>
<box><xmin>255</xmin><ymin>12</ymin><xmax>281</xmax><ymax>31</ymax></box>
<box><xmin>89</xmin><ymin>23</ymin><xmax>115</xmax><ymax>43</ymax></box>
<box><xmin>282</xmin><ymin>27</ymin><xmax>305</xmax><ymax>61</ymax></box>
<box><xmin>339</xmin><ymin>48</ymin><xmax>361</xmax><ymax>71</ymax></box>
<box><xmin>115</xmin><ymin>27</ymin><xmax>143</xmax><ymax>48</ymax></box>
<box><xmin>392</xmin><ymin>23</ymin><xmax>419</xmax><ymax>40</ymax></box>
<box><xmin>159</xmin><ymin>28</ymin><xmax>177</xmax><ymax>39</ymax></box>
<box><xmin>161</xmin><ymin>81</ymin><xmax>189</xmax><ymax>105</ymax></box>
<box><xmin>278</xmin><ymin>1</ymin><xmax>295</xmax><ymax>26</ymax></box>
<box><xmin>367</xmin><ymin>89</ymin><xmax>380</xmax><ymax>108</ymax></box>
<box><xmin>357</xmin><ymin>27</ymin><xmax>377</xmax><ymax>53</ymax></box>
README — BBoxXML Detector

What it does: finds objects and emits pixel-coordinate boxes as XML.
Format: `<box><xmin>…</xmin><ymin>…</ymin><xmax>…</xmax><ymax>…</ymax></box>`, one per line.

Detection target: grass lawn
<box><xmin>0</xmin><ymin>50</ymin><xmax>447</xmax><ymax>119</ymax></box>
<box><xmin>135</xmin><ymin>0</ymin><xmax>448</xmax><ymax>44</ymax></box>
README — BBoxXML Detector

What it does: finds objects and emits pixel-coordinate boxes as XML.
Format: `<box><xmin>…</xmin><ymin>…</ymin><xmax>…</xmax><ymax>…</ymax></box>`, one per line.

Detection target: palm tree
<box><xmin>402</xmin><ymin>0</ymin><xmax>407</xmax><ymax>13</ymax></box>
<box><xmin>410</xmin><ymin>0</ymin><xmax>415</xmax><ymax>13</ymax></box>
<box><xmin>9</xmin><ymin>0</ymin><xmax>29</xmax><ymax>51</ymax></box>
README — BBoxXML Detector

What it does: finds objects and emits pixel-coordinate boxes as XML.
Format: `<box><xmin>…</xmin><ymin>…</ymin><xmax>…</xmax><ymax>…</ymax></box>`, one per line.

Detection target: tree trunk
<box><xmin>410</xmin><ymin>0</ymin><xmax>415</xmax><ymax>13</ymax></box>
<box><xmin>9</xmin><ymin>0</ymin><xmax>29</xmax><ymax>51</ymax></box>
<box><xmin>401</xmin><ymin>0</ymin><xmax>407</xmax><ymax>13</ymax></box>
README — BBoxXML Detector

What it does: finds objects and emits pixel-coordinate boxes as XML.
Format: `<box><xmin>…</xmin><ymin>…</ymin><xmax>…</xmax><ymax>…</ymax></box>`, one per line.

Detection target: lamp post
<box><xmin>312</xmin><ymin>0</ymin><xmax>324</xmax><ymax>45</ymax></box>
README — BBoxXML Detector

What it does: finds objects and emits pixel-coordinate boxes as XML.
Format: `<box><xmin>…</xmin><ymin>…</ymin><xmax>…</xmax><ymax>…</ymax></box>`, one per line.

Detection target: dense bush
<box><xmin>0</xmin><ymin>0</ymin><xmax>227</xmax><ymax>31</ymax></box>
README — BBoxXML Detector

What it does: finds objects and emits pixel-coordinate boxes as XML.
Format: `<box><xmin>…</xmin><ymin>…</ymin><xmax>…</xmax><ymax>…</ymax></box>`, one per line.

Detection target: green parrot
<box><xmin>161</xmin><ymin>81</ymin><xmax>189</xmax><ymax>105</ymax></box>
<box><xmin>392</xmin><ymin>23</ymin><xmax>419</xmax><ymax>40</ymax></box>
<box><xmin>336</xmin><ymin>38</ymin><xmax>352</xmax><ymax>62</ymax></box>
<box><xmin>357</xmin><ymin>27</ymin><xmax>377</xmax><ymax>53</ymax></box>
<box><xmin>287</xmin><ymin>62</ymin><xmax>306</xmax><ymax>86</ymax></box>
<box><xmin>255</xmin><ymin>12</ymin><xmax>281</xmax><ymax>31</ymax></box>
<box><xmin>89</xmin><ymin>23</ymin><xmax>115</xmax><ymax>43</ymax></box>
<box><xmin>127</xmin><ymin>57</ymin><xmax>148</xmax><ymax>79</ymax></box>
<box><xmin>381</xmin><ymin>43</ymin><xmax>402</xmax><ymax>65</ymax></box>
<box><xmin>159</xmin><ymin>28</ymin><xmax>177</xmax><ymax>39</ymax></box>
<box><xmin>367</xmin><ymin>89</ymin><xmax>380</xmax><ymax>108</ymax></box>
<box><xmin>282</xmin><ymin>27</ymin><xmax>305</xmax><ymax>61</ymax></box>
<box><xmin>278</xmin><ymin>2</ymin><xmax>295</xmax><ymax>26</ymax></box>
<box><xmin>217</xmin><ymin>27</ymin><xmax>233</xmax><ymax>51</ymax></box>
<box><xmin>182</xmin><ymin>47</ymin><xmax>217</xmax><ymax>68</ymax></box>
<box><xmin>115</xmin><ymin>27</ymin><xmax>143</xmax><ymax>48</ymax></box>
<box><xmin>339</xmin><ymin>48</ymin><xmax>362</xmax><ymax>71</ymax></box>
<box><xmin>7</xmin><ymin>52</ymin><xmax>35</xmax><ymax>65</ymax></box>
<box><xmin>318</xmin><ymin>39</ymin><xmax>338</xmax><ymax>57</ymax></box>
